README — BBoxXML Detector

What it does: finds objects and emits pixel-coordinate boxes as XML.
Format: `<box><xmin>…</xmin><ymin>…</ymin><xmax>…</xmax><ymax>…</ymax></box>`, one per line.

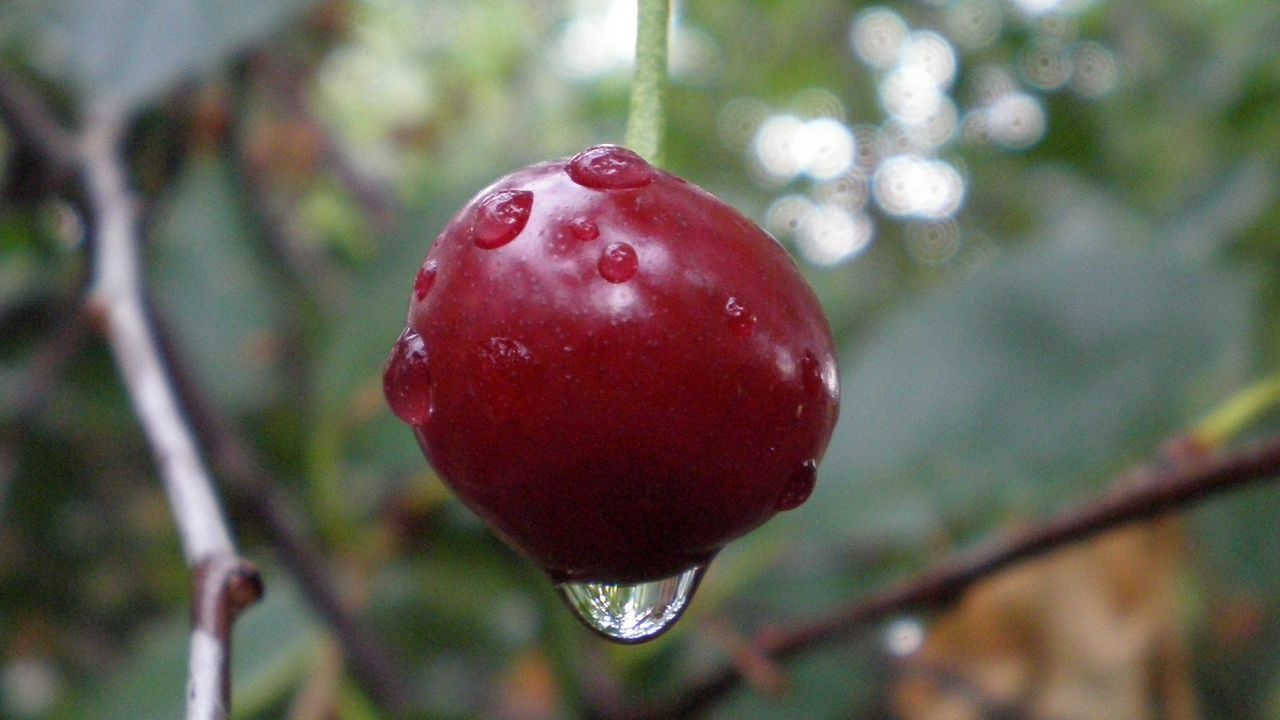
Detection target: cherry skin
<box><xmin>385</xmin><ymin>145</ymin><xmax>839</xmax><ymax>584</ymax></box>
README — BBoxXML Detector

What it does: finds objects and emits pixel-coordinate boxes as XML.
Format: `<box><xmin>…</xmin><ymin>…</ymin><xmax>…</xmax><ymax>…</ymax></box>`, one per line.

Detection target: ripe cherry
<box><xmin>385</xmin><ymin>145</ymin><xmax>839</xmax><ymax>641</ymax></box>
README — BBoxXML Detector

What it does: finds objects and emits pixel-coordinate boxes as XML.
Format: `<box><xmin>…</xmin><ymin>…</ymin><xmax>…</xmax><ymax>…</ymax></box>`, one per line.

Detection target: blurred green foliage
<box><xmin>2</xmin><ymin>0</ymin><xmax>1280</xmax><ymax>718</ymax></box>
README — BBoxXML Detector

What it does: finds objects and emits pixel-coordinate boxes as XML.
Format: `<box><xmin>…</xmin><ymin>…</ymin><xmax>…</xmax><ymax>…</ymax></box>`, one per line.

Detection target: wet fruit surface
<box><xmin>385</xmin><ymin>145</ymin><xmax>840</xmax><ymax>585</ymax></box>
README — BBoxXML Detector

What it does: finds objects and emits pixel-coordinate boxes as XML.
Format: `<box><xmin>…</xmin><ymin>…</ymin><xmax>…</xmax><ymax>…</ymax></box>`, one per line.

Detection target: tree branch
<box><xmin>79</xmin><ymin>102</ymin><xmax>260</xmax><ymax>720</ymax></box>
<box><xmin>623</xmin><ymin>433</ymin><xmax>1280</xmax><ymax>719</ymax></box>
<box><xmin>82</xmin><ymin>104</ymin><xmax>235</xmax><ymax>563</ymax></box>
<box><xmin>0</xmin><ymin>69</ymin><xmax>75</xmax><ymax>168</ymax></box>
<box><xmin>160</xmin><ymin>337</ymin><xmax>414</xmax><ymax>716</ymax></box>
<box><xmin>189</xmin><ymin>555</ymin><xmax>265</xmax><ymax>720</ymax></box>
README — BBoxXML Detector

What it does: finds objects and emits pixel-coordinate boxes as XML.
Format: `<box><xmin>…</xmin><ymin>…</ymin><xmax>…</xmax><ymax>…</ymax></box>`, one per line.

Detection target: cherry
<box><xmin>384</xmin><ymin>145</ymin><xmax>839</xmax><ymax>589</ymax></box>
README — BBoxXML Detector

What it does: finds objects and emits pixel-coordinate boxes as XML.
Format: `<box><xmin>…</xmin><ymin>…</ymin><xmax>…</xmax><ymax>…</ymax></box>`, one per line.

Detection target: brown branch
<box><xmin>0</xmin><ymin>69</ymin><xmax>76</xmax><ymax>168</ymax></box>
<box><xmin>10</xmin><ymin>305</ymin><xmax>91</xmax><ymax>423</ymax></box>
<box><xmin>621</xmin><ymin>433</ymin><xmax>1280</xmax><ymax>720</ymax></box>
<box><xmin>254</xmin><ymin>53</ymin><xmax>399</xmax><ymax>232</ymax></box>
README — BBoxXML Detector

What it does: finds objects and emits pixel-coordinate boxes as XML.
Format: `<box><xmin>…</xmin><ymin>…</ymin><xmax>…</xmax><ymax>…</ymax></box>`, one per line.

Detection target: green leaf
<box><xmin>39</xmin><ymin>0</ymin><xmax>318</xmax><ymax>109</ymax></box>
<box><xmin>808</xmin><ymin>238</ymin><xmax>1256</xmax><ymax>545</ymax></box>
<box><xmin>308</xmin><ymin>194</ymin><xmax>470</xmax><ymax>512</ymax></box>
<box><xmin>151</xmin><ymin>156</ymin><xmax>286</xmax><ymax>415</ymax></box>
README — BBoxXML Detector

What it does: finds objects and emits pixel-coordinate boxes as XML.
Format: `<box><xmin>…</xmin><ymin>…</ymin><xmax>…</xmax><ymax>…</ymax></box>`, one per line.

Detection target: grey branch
<box><xmin>79</xmin><ymin>102</ymin><xmax>257</xmax><ymax>720</ymax></box>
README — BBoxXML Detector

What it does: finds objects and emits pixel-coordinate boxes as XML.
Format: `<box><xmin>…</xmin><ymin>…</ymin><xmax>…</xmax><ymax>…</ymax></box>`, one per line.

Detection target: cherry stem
<box><xmin>624</xmin><ymin>0</ymin><xmax>670</xmax><ymax>163</ymax></box>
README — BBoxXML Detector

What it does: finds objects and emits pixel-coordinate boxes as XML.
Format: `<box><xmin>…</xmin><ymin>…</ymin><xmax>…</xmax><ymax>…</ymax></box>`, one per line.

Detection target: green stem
<box><xmin>624</xmin><ymin>0</ymin><xmax>670</xmax><ymax>163</ymax></box>
<box><xmin>1193</xmin><ymin>373</ymin><xmax>1280</xmax><ymax>448</ymax></box>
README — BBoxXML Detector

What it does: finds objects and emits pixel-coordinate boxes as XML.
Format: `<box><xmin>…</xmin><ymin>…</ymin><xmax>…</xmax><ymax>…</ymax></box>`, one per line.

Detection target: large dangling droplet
<box><xmin>555</xmin><ymin>564</ymin><xmax>707</xmax><ymax>644</ymax></box>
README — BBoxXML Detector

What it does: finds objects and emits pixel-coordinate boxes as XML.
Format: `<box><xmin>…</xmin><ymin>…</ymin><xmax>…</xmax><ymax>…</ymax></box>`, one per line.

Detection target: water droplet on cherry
<box><xmin>475</xmin><ymin>337</ymin><xmax>540</xmax><ymax>423</ymax></box>
<box><xmin>414</xmin><ymin>259</ymin><xmax>438</xmax><ymax>301</ymax></box>
<box><xmin>556</xmin><ymin>564</ymin><xmax>706</xmax><ymax>643</ymax></box>
<box><xmin>776</xmin><ymin>460</ymin><xmax>818</xmax><ymax>511</ymax></box>
<box><xmin>383</xmin><ymin>328</ymin><xmax>432</xmax><ymax>425</ymax></box>
<box><xmin>598</xmin><ymin>241</ymin><xmax>639</xmax><ymax>283</ymax></box>
<box><xmin>567</xmin><ymin>145</ymin><xmax>655</xmax><ymax>190</ymax></box>
<box><xmin>568</xmin><ymin>218</ymin><xmax>600</xmax><ymax>240</ymax></box>
<box><xmin>473</xmin><ymin>189</ymin><xmax>534</xmax><ymax>249</ymax></box>
<box><xmin>724</xmin><ymin>296</ymin><xmax>757</xmax><ymax>337</ymax></box>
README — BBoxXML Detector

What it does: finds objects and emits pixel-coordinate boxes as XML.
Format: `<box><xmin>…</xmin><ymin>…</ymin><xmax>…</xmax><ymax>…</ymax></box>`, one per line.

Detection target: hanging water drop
<box><xmin>556</xmin><ymin>564</ymin><xmax>706</xmax><ymax>643</ymax></box>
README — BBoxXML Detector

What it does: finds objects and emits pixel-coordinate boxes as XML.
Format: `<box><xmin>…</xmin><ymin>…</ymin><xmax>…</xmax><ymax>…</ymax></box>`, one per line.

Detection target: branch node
<box><xmin>193</xmin><ymin>555</ymin><xmax>265</xmax><ymax>635</ymax></box>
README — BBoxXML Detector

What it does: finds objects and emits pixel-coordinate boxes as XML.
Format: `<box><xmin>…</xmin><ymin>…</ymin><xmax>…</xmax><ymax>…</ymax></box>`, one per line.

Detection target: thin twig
<box><xmin>621</xmin><ymin>433</ymin><xmax>1280</xmax><ymax>719</ymax></box>
<box><xmin>82</xmin><ymin>105</ymin><xmax>235</xmax><ymax>563</ymax></box>
<box><xmin>0</xmin><ymin>69</ymin><xmax>76</xmax><ymax>167</ymax></box>
<box><xmin>10</xmin><ymin>306</ymin><xmax>91</xmax><ymax>423</ymax></box>
<box><xmin>255</xmin><ymin>54</ymin><xmax>398</xmax><ymax>231</ymax></box>
<box><xmin>79</xmin><ymin>103</ymin><xmax>260</xmax><ymax>720</ymax></box>
<box><xmin>190</xmin><ymin>555</ymin><xmax>265</xmax><ymax>720</ymax></box>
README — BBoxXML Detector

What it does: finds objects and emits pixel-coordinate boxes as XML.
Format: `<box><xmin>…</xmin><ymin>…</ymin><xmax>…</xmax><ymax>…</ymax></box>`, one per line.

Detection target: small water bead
<box><xmin>568</xmin><ymin>218</ymin><xmax>599</xmax><ymax>240</ymax></box>
<box><xmin>567</xmin><ymin>145</ymin><xmax>654</xmax><ymax>190</ymax></box>
<box><xmin>556</xmin><ymin>564</ymin><xmax>706</xmax><ymax>644</ymax></box>
<box><xmin>723</xmin><ymin>296</ymin><xmax>757</xmax><ymax>337</ymax></box>
<box><xmin>776</xmin><ymin>460</ymin><xmax>818</xmax><ymax>511</ymax></box>
<box><xmin>473</xmin><ymin>189</ymin><xmax>534</xmax><ymax>249</ymax></box>
<box><xmin>800</xmin><ymin>350</ymin><xmax>823</xmax><ymax>396</ymax></box>
<box><xmin>598</xmin><ymin>241</ymin><xmax>639</xmax><ymax>283</ymax></box>
<box><xmin>413</xmin><ymin>259</ymin><xmax>438</xmax><ymax>301</ymax></box>
<box><xmin>475</xmin><ymin>337</ymin><xmax>540</xmax><ymax>424</ymax></box>
<box><xmin>383</xmin><ymin>328</ymin><xmax>432</xmax><ymax>425</ymax></box>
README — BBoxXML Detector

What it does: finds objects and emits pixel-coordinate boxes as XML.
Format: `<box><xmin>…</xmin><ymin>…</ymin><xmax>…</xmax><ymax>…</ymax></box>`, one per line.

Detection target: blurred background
<box><xmin>1</xmin><ymin>0</ymin><xmax>1279</xmax><ymax>717</ymax></box>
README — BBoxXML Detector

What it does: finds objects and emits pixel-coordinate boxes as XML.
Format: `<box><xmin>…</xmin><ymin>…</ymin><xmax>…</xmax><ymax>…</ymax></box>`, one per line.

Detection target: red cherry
<box><xmin>384</xmin><ymin>145</ymin><xmax>839</xmax><ymax>584</ymax></box>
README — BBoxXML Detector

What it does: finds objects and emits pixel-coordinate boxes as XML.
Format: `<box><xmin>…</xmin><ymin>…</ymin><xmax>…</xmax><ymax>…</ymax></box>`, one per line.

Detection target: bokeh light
<box><xmin>881</xmin><ymin>66</ymin><xmax>947</xmax><ymax>123</ymax></box>
<box><xmin>898</xmin><ymin>30</ymin><xmax>958</xmax><ymax>88</ymax></box>
<box><xmin>894</xmin><ymin>99</ymin><xmax>959</xmax><ymax>151</ymax></box>
<box><xmin>717</xmin><ymin>97</ymin><xmax>770</xmax><ymax>148</ymax></box>
<box><xmin>798</xmin><ymin>205</ymin><xmax>875</xmax><ymax>265</ymax></box>
<box><xmin>766</xmin><ymin>195</ymin><xmax>874</xmax><ymax>267</ymax></box>
<box><xmin>1070</xmin><ymin>40</ymin><xmax>1120</xmax><ymax>97</ymax></box>
<box><xmin>765</xmin><ymin>194</ymin><xmax>816</xmax><ymax>238</ymax></box>
<box><xmin>1020</xmin><ymin>41</ymin><xmax>1072</xmax><ymax>90</ymax></box>
<box><xmin>554</xmin><ymin>0</ymin><xmax>635</xmax><ymax>79</ymax></box>
<box><xmin>904</xmin><ymin>220</ymin><xmax>962</xmax><ymax>265</ymax></box>
<box><xmin>813</xmin><ymin>172</ymin><xmax>871</xmax><ymax>212</ymax></box>
<box><xmin>979</xmin><ymin>91</ymin><xmax>1047</xmax><ymax>149</ymax></box>
<box><xmin>738</xmin><ymin>0</ymin><xmax>1119</xmax><ymax>267</ymax></box>
<box><xmin>883</xmin><ymin>618</ymin><xmax>926</xmax><ymax>658</ymax></box>
<box><xmin>850</xmin><ymin>7</ymin><xmax>910</xmax><ymax>70</ymax></box>
<box><xmin>0</xmin><ymin>657</ymin><xmax>61</xmax><ymax>719</ymax></box>
<box><xmin>791</xmin><ymin>87</ymin><xmax>848</xmax><ymax>122</ymax></box>
<box><xmin>553</xmin><ymin>0</ymin><xmax>717</xmax><ymax>81</ymax></box>
<box><xmin>1009</xmin><ymin>0</ymin><xmax>1089</xmax><ymax>16</ymax></box>
<box><xmin>873</xmin><ymin>154</ymin><xmax>966</xmax><ymax>219</ymax></box>
<box><xmin>946</xmin><ymin>0</ymin><xmax>1004</xmax><ymax>50</ymax></box>
<box><xmin>752</xmin><ymin>114</ymin><xmax>856</xmax><ymax>182</ymax></box>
